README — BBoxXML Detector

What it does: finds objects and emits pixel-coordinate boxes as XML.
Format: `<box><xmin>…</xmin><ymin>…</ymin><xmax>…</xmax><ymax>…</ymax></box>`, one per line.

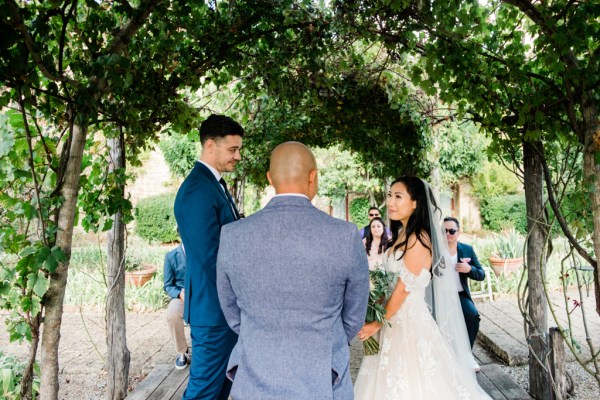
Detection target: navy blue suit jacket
<box><xmin>163</xmin><ymin>244</ymin><xmax>186</xmax><ymax>299</ymax></box>
<box><xmin>174</xmin><ymin>162</ymin><xmax>239</xmax><ymax>326</ymax></box>
<box><xmin>456</xmin><ymin>242</ymin><xmax>485</xmax><ymax>300</ymax></box>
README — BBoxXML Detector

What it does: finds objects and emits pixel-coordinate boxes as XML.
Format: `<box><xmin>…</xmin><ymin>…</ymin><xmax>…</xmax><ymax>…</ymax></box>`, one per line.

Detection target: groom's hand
<box><xmin>358</xmin><ymin>322</ymin><xmax>382</xmax><ymax>341</ymax></box>
<box><xmin>179</xmin><ymin>289</ymin><xmax>185</xmax><ymax>302</ymax></box>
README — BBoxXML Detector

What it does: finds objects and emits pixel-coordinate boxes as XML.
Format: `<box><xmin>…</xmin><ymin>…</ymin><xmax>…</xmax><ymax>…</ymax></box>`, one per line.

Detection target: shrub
<box><xmin>135</xmin><ymin>193</ymin><xmax>179</xmax><ymax>243</ymax></box>
<box><xmin>491</xmin><ymin>228</ymin><xmax>525</xmax><ymax>259</ymax></box>
<box><xmin>471</xmin><ymin>160</ymin><xmax>521</xmax><ymax>199</ymax></box>
<box><xmin>0</xmin><ymin>352</ymin><xmax>39</xmax><ymax>399</ymax></box>
<box><xmin>125</xmin><ymin>255</ymin><xmax>144</xmax><ymax>272</ymax></box>
<box><xmin>159</xmin><ymin>133</ymin><xmax>197</xmax><ymax>178</ymax></box>
<box><xmin>480</xmin><ymin>194</ymin><xmax>527</xmax><ymax>234</ymax></box>
<box><xmin>349</xmin><ymin>197</ymin><xmax>370</xmax><ymax>227</ymax></box>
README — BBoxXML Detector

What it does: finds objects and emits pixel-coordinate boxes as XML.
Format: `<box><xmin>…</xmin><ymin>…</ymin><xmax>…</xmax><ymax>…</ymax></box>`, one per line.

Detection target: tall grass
<box><xmin>65</xmin><ymin>236</ymin><xmax>173</xmax><ymax>311</ymax></box>
<box><xmin>469</xmin><ymin>236</ymin><xmax>586</xmax><ymax>294</ymax></box>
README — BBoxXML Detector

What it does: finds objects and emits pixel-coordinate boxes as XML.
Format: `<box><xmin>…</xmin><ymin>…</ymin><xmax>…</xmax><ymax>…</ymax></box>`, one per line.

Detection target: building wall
<box><xmin>456</xmin><ymin>180</ymin><xmax>482</xmax><ymax>231</ymax></box>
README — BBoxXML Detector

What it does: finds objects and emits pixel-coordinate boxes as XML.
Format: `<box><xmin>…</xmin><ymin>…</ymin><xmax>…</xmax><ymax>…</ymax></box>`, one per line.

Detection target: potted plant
<box><xmin>488</xmin><ymin>228</ymin><xmax>525</xmax><ymax>277</ymax></box>
<box><xmin>124</xmin><ymin>255</ymin><xmax>157</xmax><ymax>287</ymax></box>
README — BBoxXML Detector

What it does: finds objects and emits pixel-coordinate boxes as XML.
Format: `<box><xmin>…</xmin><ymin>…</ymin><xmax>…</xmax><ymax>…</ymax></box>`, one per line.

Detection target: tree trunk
<box><xmin>20</xmin><ymin>314</ymin><xmax>40</xmax><ymax>400</ymax></box>
<box><xmin>524</xmin><ymin>140</ymin><xmax>552</xmax><ymax>400</ymax></box>
<box><xmin>40</xmin><ymin>120</ymin><xmax>88</xmax><ymax>400</ymax></box>
<box><xmin>581</xmin><ymin>95</ymin><xmax>600</xmax><ymax>316</ymax></box>
<box><xmin>502</xmin><ymin>0</ymin><xmax>600</xmax><ymax>316</ymax></box>
<box><xmin>106</xmin><ymin>131</ymin><xmax>130</xmax><ymax>400</ymax></box>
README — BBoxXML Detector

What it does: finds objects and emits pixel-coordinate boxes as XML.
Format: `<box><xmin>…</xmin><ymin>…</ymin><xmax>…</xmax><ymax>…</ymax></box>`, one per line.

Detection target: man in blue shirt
<box><xmin>163</xmin><ymin>242</ymin><xmax>188</xmax><ymax>369</ymax></box>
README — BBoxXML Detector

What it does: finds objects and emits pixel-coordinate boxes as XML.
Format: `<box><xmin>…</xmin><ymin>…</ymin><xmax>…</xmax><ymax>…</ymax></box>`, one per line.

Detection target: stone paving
<box><xmin>477</xmin><ymin>290</ymin><xmax>600</xmax><ymax>366</ymax></box>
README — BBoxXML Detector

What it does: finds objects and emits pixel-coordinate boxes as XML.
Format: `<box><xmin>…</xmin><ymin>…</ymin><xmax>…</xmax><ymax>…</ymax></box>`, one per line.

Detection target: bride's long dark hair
<box><xmin>389</xmin><ymin>176</ymin><xmax>437</xmax><ymax>258</ymax></box>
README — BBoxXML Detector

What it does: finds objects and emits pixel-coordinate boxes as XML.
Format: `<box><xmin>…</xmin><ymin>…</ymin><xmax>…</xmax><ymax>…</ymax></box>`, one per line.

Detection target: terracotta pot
<box><xmin>125</xmin><ymin>264</ymin><xmax>157</xmax><ymax>287</ymax></box>
<box><xmin>489</xmin><ymin>256</ymin><xmax>524</xmax><ymax>277</ymax></box>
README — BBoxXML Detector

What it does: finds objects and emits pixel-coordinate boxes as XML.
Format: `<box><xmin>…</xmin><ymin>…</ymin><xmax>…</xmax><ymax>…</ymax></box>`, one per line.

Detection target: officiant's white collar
<box><xmin>198</xmin><ymin>160</ymin><xmax>221</xmax><ymax>182</ymax></box>
<box><xmin>274</xmin><ymin>193</ymin><xmax>309</xmax><ymax>200</ymax></box>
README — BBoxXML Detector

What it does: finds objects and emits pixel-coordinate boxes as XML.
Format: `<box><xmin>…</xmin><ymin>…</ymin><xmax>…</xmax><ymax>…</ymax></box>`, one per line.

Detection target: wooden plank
<box><xmin>126</xmin><ymin>364</ymin><xmax>173</xmax><ymax>400</ymax></box>
<box><xmin>477</xmin><ymin>370</ymin><xmax>508</xmax><ymax>400</ymax></box>
<box><xmin>481</xmin><ymin>364</ymin><xmax>532</xmax><ymax>400</ymax></box>
<box><xmin>169</xmin><ymin>375</ymin><xmax>189</xmax><ymax>400</ymax></box>
<box><xmin>148</xmin><ymin>366</ymin><xmax>189</xmax><ymax>400</ymax></box>
<box><xmin>134</xmin><ymin>362</ymin><xmax>531</xmax><ymax>400</ymax></box>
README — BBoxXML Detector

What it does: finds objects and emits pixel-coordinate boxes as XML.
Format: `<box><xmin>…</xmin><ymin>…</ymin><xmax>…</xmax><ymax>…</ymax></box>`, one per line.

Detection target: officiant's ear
<box><xmin>308</xmin><ymin>168</ymin><xmax>318</xmax><ymax>199</ymax></box>
<box><xmin>266</xmin><ymin>171</ymin><xmax>273</xmax><ymax>187</ymax></box>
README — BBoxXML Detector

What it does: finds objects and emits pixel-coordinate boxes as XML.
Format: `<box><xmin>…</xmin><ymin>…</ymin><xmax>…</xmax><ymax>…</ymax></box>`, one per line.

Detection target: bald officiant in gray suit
<box><xmin>217</xmin><ymin>142</ymin><xmax>369</xmax><ymax>400</ymax></box>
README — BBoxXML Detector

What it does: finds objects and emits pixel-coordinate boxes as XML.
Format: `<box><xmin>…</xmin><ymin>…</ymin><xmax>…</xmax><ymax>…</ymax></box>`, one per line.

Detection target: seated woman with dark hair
<box><xmin>362</xmin><ymin>217</ymin><xmax>391</xmax><ymax>270</ymax></box>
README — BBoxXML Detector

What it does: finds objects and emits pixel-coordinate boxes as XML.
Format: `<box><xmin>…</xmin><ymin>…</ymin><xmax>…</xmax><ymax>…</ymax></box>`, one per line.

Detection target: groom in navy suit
<box><xmin>174</xmin><ymin>114</ymin><xmax>243</xmax><ymax>399</ymax></box>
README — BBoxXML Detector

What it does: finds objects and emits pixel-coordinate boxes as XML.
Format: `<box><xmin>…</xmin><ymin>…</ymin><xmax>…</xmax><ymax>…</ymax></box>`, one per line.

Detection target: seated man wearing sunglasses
<box><xmin>443</xmin><ymin>217</ymin><xmax>486</xmax><ymax>355</ymax></box>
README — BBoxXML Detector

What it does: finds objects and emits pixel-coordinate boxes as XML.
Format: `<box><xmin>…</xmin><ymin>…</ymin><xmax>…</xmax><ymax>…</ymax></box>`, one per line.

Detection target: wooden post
<box><xmin>106</xmin><ymin>130</ymin><xmax>130</xmax><ymax>399</ymax></box>
<box><xmin>345</xmin><ymin>191</ymin><xmax>349</xmax><ymax>222</ymax></box>
<box><xmin>549</xmin><ymin>327</ymin><xmax>567</xmax><ymax>400</ymax></box>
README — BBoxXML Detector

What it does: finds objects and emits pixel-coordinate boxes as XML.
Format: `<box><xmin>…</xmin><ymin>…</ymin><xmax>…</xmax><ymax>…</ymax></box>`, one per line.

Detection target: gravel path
<box><xmin>500</xmin><ymin>362</ymin><xmax>599</xmax><ymax>400</ymax></box>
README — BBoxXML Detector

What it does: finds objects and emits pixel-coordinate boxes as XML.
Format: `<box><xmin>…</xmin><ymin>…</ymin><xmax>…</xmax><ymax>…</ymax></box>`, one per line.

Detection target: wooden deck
<box><xmin>126</xmin><ymin>362</ymin><xmax>532</xmax><ymax>400</ymax></box>
<box><xmin>477</xmin><ymin>364</ymin><xmax>532</xmax><ymax>399</ymax></box>
<box><xmin>126</xmin><ymin>364</ymin><xmax>188</xmax><ymax>400</ymax></box>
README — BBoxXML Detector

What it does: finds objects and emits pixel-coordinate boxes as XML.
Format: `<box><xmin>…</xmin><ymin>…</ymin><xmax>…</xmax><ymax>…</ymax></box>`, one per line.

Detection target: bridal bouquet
<box><xmin>363</xmin><ymin>265</ymin><xmax>392</xmax><ymax>356</ymax></box>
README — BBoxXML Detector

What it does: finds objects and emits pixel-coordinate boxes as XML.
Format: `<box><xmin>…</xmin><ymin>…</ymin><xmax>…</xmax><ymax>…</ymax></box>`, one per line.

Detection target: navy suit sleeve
<box><xmin>342</xmin><ymin>228</ymin><xmax>370</xmax><ymax>342</ymax></box>
<box><xmin>216</xmin><ymin>225</ymin><xmax>241</xmax><ymax>334</ymax></box>
<box><xmin>163</xmin><ymin>252</ymin><xmax>181</xmax><ymax>299</ymax></box>
<box><xmin>466</xmin><ymin>245</ymin><xmax>485</xmax><ymax>282</ymax></box>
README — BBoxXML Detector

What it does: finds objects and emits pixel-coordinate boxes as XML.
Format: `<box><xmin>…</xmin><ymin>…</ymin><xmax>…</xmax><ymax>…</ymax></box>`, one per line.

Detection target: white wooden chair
<box><xmin>468</xmin><ymin>266</ymin><xmax>494</xmax><ymax>301</ymax></box>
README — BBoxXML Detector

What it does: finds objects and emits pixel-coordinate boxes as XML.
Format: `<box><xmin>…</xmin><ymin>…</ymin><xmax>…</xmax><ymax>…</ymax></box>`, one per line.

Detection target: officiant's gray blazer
<box><xmin>217</xmin><ymin>195</ymin><xmax>369</xmax><ymax>400</ymax></box>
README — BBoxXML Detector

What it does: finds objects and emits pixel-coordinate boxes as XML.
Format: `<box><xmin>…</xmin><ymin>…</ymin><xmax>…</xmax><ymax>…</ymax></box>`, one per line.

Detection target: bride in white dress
<box><xmin>354</xmin><ymin>177</ymin><xmax>491</xmax><ymax>400</ymax></box>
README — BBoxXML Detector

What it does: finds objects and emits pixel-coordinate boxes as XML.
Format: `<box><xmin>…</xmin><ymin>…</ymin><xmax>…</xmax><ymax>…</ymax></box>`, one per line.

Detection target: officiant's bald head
<box><xmin>267</xmin><ymin>142</ymin><xmax>318</xmax><ymax>200</ymax></box>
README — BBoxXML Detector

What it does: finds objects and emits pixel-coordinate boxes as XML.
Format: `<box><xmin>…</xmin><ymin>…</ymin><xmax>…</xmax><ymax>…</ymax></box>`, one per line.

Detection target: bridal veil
<box><xmin>422</xmin><ymin>179</ymin><xmax>478</xmax><ymax>380</ymax></box>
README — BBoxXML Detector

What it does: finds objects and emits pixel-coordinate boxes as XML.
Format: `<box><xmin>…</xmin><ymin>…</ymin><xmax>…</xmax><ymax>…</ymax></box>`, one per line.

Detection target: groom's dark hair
<box><xmin>199</xmin><ymin>114</ymin><xmax>244</xmax><ymax>145</ymax></box>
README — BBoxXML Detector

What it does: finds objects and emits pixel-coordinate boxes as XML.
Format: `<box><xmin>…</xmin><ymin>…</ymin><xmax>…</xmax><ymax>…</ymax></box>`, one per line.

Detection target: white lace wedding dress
<box><xmin>354</xmin><ymin>251</ymin><xmax>491</xmax><ymax>400</ymax></box>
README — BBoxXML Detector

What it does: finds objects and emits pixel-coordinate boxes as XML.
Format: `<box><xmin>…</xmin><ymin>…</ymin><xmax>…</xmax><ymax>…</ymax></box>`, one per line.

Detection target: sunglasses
<box><xmin>445</xmin><ymin>229</ymin><xmax>458</xmax><ymax>235</ymax></box>
<box><xmin>369</xmin><ymin>213</ymin><xmax>380</xmax><ymax>217</ymax></box>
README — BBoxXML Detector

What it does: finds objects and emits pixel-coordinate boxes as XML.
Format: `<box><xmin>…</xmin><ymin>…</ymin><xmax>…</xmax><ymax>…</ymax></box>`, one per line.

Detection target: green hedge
<box><xmin>480</xmin><ymin>194</ymin><xmax>527</xmax><ymax>234</ymax></box>
<box><xmin>135</xmin><ymin>193</ymin><xmax>179</xmax><ymax>243</ymax></box>
<box><xmin>349</xmin><ymin>197</ymin><xmax>370</xmax><ymax>227</ymax></box>
<box><xmin>159</xmin><ymin>133</ymin><xmax>197</xmax><ymax>178</ymax></box>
